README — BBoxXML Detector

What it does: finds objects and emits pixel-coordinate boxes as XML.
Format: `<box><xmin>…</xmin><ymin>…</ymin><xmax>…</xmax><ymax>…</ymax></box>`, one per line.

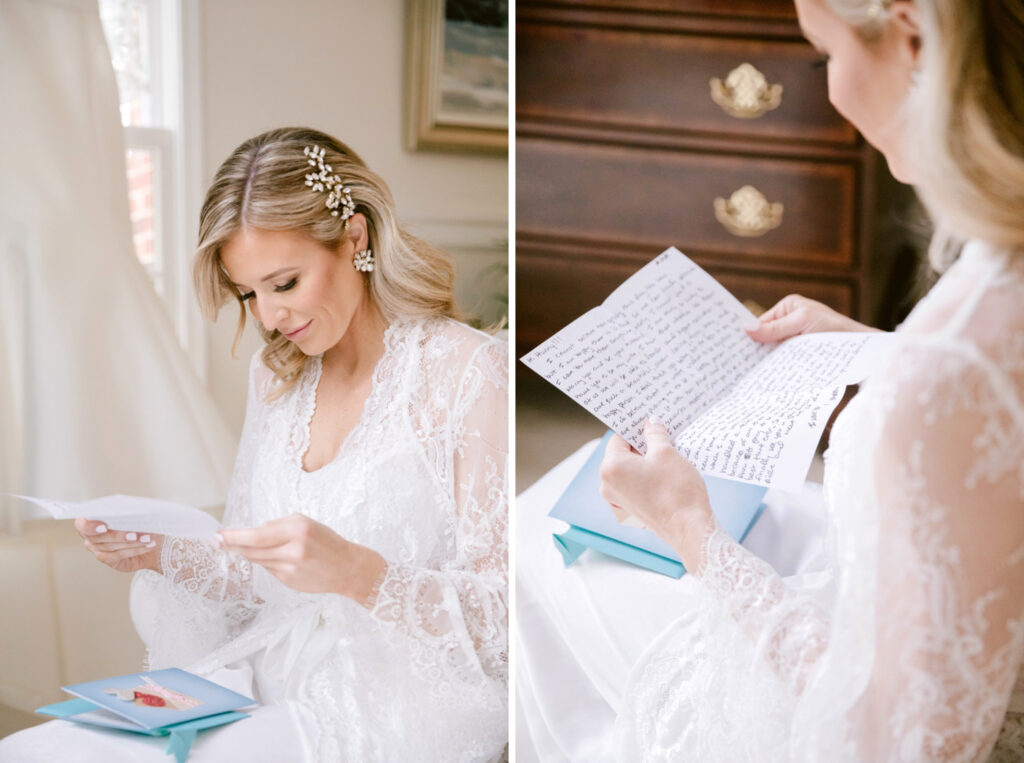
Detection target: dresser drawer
<box><xmin>518</xmin><ymin>138</ymin><xmax>857</xmax><ymax>270</ymax></box>
<box><xmin>518</xmin><ymin>21</ymin><xmax>856</xmax><ymax>145</ymax></box>
<box><xmin>524</xmin><ymin>0</ymin><xmax>796</xmax><ymax>17</ymax></box>
<box><xmin>712</xmin><ymin>269</ymin><xmax>854</xmax><ymax>318</ymax></box>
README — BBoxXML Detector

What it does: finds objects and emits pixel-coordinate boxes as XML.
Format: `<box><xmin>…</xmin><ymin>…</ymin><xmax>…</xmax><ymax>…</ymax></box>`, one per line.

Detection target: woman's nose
<box><xmin>255</xmin><ymin>296</ymin><xmax>289</xmax><ymax>333</ymax></box>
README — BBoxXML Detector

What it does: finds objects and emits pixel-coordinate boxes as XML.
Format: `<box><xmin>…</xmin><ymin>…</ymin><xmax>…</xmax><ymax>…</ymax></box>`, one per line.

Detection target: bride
<box><xmin>1</xmin><ymin>127</ymin><xmax>508</xmax><ymax>761</ymax></box>
<box><xmin>517</xmin><ymin>0</ymin><xmax>1024</xmax><ymax>760</ymax></box>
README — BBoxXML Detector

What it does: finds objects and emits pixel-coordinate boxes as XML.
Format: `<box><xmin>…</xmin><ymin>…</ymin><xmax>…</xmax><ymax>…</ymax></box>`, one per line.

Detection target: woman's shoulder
<box><xmin>414</xmin><ymin>316</ymin><xmax>508</xmax><ymax>375</ymax></box>
<box><xmin>893</xmin><ymin>244</ymin><xmax>1024</xmax><ymax>407</ymax></box>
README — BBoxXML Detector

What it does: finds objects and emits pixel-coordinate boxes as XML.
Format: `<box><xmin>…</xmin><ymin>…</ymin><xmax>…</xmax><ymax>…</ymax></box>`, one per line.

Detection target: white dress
<box><xmin>517</xmin><ymin>241</ymin><xmax>1024</xmax><ymax>761</ymax></box>
<box><xmin>0</xmin><ymin>0</ymin><xmax>236</xmax><ymax>527</ymax></box>
<box><xmin>0</xmin><ymin>317</ymin><xmax>509</xmax><ymax>762</ymax></box>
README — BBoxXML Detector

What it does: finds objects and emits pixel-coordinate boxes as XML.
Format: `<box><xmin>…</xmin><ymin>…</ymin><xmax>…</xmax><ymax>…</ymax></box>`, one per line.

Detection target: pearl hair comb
<box><xmin>303</xmin><ymin>145</ymin><xmax>356</xmax><ymax>229</ymax></box>
<box><xmin>866</xmin><ymin>0</ymin><xmax>892</xmax><ymax>18</ymax></box>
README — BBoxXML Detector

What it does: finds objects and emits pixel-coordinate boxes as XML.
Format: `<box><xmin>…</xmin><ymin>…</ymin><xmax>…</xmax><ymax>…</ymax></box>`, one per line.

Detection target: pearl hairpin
<box><xmin>866</xmin><ymin>0</ymin><xmax>890</xmax><ymax>19</ymax></box>
<box><xmin>303</xmin><ymin>145</ymin><xmax>356</xmax><ymax>229</ymax></box>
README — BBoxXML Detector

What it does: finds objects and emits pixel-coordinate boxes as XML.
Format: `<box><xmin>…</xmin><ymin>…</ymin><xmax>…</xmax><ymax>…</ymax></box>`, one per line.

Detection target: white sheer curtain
<box><xmin>0</xmin><ymin>0</ymin><xmax>235</xmax><ymax>532</ymax></box>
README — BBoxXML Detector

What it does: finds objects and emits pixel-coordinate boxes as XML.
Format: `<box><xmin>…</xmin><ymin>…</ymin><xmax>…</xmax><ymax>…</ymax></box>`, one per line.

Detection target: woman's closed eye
<box><xmin>238</xmin><ymin>277</ymin><xmax>296</xmax><ymax>302</ymax></box>
<box><xmin>811</xmin><ymin>53</ymin><xmax>830</xmax><ymax>69</ymax></box>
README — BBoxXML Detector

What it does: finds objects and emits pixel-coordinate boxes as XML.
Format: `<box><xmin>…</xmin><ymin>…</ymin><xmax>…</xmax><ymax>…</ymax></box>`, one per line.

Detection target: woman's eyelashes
<box><xmin>812</xmin><ymin>52</ymin><xmax>831</xmax><ymax>69</ymax></box>
<box><xmin>238</xmin><ymin>278</ymin><xmax>297</xmax><ymax>302</ymax></box>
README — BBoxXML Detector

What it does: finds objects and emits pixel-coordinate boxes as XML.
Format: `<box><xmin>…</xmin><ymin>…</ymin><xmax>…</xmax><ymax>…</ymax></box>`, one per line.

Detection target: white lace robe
<box><xmin>130</xmin><ymin>317</ymin><xmax>509</xmax><ymax>761</ymax></box>
<box><xmin>614</xmin><ymin>242</ymin><xmax>1024</xmax><ymax>761</ymax></box>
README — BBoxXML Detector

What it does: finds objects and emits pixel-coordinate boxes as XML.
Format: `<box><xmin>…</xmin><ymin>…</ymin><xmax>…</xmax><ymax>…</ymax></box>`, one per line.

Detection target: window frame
<box><xmin>104</xmin><ymin>0</ymin><xmax>208</xmax><ymax>382</ymax></box>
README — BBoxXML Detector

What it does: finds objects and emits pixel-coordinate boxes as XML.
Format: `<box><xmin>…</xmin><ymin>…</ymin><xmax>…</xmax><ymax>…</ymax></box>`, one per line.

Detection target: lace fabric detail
<box><xmin>698</xmin><ymin>527</ymin><xmax>830</xmax><ymax>698</ymax></box>
<box><xmin>130</xmin><ymin>317</ymin><xmax>508</xmax><ymax>761</ymax></box>
<box><xmin>615</xmin><ymin>243</ymin><xmax>1024</xmax><ymax>761</ymax></box>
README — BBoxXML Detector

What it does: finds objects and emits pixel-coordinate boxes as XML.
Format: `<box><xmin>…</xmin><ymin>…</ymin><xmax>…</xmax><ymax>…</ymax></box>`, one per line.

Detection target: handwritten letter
<box><xmin>521</xmin><ymin>248</ymin><xmax>893</xmax><ymax>490</ymax></box>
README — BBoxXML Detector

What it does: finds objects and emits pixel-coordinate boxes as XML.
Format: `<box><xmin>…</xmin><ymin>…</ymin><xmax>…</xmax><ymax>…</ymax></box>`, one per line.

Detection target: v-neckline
<box><xmin>295</xmin><ymin>319</ymin><xmax>403</xmax><ymax>476</ymax></box>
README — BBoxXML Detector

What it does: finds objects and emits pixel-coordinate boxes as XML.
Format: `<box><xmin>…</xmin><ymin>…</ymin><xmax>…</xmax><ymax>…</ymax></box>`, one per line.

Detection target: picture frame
<box><xmin>405</xmin><ymin>0</ymin><xmax>508</xmax><ymax>154</ymax></box>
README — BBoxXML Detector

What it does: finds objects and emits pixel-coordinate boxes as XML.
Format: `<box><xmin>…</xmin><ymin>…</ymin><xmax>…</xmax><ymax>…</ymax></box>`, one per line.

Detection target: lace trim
<box><xmin>290</xmin><ymin>318</ymin><xmax>408</xmax><ymax>477</ymax></box>
<box><xmin>131</xmin><ymin>318</ymin><xmax>508</xmax><ymax>759</ymax></box>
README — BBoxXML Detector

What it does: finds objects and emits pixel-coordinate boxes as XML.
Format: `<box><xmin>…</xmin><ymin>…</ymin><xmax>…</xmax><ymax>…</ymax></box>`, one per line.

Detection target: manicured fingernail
<box><xmin>95</xmin><ymin>524</ymin><xmax>107</xmax><ymax>534</ymax></box>
<box><xmin>126</xmin><ymin>532</ymin><xmax>137</xmax><ymax>541</ymax></box>
<box><xmin>212</xmin><ymin>534</ymin><xmax>223</xmax><ymax>549</ymax></box>
<box><xmin>648</xmin><ymin>416</ymin><xmax>664</xmax><ymax>427</ymax></box>
<box><xmin>742</xmin><ymin>319</ymin><xmax>761</xmax><ymax>332</ymax></box>
<box><xmin>140</xmin><ymin>535</ymin><xmax>151</xmax><ymax>543</ymax></box>
<box><xmin>146</xmin><ymin>541</ymin><xmax>156</xmax><ymax>548</ymax></box>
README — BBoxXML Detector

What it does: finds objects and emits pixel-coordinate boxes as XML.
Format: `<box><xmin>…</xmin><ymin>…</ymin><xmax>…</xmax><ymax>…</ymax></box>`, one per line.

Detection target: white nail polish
<box><xmin>146</xmin><ymin>541</ymin><xmax>156</xmax><ymax>548</ymax></box>
<box><xmin>95</xmin><ymin>524</ymin><xmax>107</xmax><ymax>534</ymax></box>
<box><xmin>126</xmin><ymin>532</ymin><xmax>137</xmax><ymax>541</ymax></box>
<box><xmin>140</xmin><ymin>534</ymin><xmax>151</xmax><ymax>543</ymax></box>
<box><xmin>742</xmin><ymin>319</ymin><xmax>761</xmax><ymax>332</ymax></box>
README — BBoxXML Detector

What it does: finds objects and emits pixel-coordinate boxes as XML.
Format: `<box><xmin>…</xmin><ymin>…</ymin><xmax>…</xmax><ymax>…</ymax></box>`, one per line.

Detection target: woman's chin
<box><xmin>883</xmin><ymin>152</ymin><xmax>916</xmax><ymax>185</ymax></box>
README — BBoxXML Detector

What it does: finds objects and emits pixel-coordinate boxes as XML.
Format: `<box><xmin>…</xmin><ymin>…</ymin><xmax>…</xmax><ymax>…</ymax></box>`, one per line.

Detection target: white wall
<box><xmin>194</xmin><ymin>0</ymin><xmax>508</xmax><ymax>432</ymax></box>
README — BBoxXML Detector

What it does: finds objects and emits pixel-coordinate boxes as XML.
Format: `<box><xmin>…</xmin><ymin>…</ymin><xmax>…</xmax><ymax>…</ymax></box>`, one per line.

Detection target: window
<box><xmin>98</xmin><ymin>0</ymin><xmax>206</xmax><ymax>379</ymax></box>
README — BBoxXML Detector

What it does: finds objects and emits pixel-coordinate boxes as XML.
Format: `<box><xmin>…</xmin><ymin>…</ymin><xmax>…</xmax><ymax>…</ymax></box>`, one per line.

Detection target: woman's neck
<box><xmin>321</xmin><ymin>298</ymin><xmax>388</xmax><ymax>382</ymax></box>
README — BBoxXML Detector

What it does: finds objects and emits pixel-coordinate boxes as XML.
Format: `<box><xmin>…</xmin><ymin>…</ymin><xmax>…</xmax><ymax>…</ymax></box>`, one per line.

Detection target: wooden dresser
<box><xmin>516</xmin><ymin>0</ymin><xmax>918</xmax><ymax>371</ymax></box>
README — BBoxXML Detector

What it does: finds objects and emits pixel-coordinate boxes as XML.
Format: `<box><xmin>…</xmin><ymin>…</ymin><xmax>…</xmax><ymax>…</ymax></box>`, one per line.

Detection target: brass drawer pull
<box><xmin>714</xmin><ymin>185</ymin><xmax>784</xmax><ymax>237</ymax></box>
<box><xmin>710</xmin><ymin>63</ymin><xmax>783</xmax><ymax>119</ymax></box>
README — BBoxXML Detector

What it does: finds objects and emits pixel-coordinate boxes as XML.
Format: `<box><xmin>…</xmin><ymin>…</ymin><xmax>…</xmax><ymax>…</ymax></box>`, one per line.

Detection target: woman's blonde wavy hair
<box><xmin>194</xmin><ymin>127</ymin><xmax>461</xmax><ymax>399</ymax></box>
<box><xmin>826</xmin><ymin>0</ymin><xmax>1024</xmax><ymax>268</ymax></box>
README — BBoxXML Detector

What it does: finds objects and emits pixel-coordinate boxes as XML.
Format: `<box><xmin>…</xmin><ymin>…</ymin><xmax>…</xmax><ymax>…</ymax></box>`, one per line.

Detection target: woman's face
<box><xmin>220</xmin><ymin>220</ymin><xmax>370</xmax><ymax>356</ymax></box>
<box><xmin>794</xmin><ymin>0</ymin><xmax>921</xmax><ymax>183</ymax></box>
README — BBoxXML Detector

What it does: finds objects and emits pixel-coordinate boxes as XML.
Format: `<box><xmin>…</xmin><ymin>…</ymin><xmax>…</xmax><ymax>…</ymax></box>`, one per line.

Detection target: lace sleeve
<box><xmin>697</xmin><ymin>527</ymin><xmax>831</xmax><ymax>697</ymax></box>
<box><xmin>683</xmin><ymin>341</ymin><xmax>1024</xmax><ymax>760</ymax></box>
<box><xmin>131</xmin><ymin>351</ymin><xmax>268</xmax><ymax>669</ymax></box>
<box><xmin>832</xmin><ymin>342</ymin><xmax>1024</xmax><ymax>760</ymax></box>
<box><xmin>369</xmin><ymin>337</ymin><xmax>509</xmax><ymax>692</ymax></box>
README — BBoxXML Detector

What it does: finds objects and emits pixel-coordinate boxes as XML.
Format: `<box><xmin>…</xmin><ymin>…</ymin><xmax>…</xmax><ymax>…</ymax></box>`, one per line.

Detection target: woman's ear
<box><xmin>889</xmin><ymin>1</ymin><xmax>923</xmax><ymax>69</ymax></box>
<box><xmin>344</xmin><ymin>212</ymin><xmax>370</xmax><ymax>252</ymax></box>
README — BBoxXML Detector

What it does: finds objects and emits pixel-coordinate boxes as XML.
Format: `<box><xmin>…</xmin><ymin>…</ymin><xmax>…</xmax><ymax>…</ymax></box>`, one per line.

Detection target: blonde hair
<box><xmin>194</xmin><ymin>127</ymin><xmax>461</xmax><ymax>398</ymax></box>
<box><xmin>826</xmin><ymin>0</ymin><xmax>1024</xmax><ymax>268</ymax></box>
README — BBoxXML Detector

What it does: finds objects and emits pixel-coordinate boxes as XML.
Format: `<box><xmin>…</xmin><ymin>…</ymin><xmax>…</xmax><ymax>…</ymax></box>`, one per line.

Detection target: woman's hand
<box><xmin>744</xmin><ymin>294</ymin><xmax>878</xmax><ymax>343</ymax></box>
<box><xmin>218</xmin><ymin>514</ymin><xmax>387</xmax><ymax>607</ymax></box>
<box><xmin>74</xmin><ymin>519</ymin><xmax>162</xmax><ymax>574</ymax></box>
<box><xmin>599</xmin><ymin>419</ymin><xmax>716</xmax><ymax>574</ymax></box>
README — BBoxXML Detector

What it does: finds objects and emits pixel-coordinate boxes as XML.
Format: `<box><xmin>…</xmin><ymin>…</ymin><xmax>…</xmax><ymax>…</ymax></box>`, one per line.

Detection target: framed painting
<box><xmin>406</xmin><ymin>0</ymin><xmax>508</xmax><ymax>153</ymax></box>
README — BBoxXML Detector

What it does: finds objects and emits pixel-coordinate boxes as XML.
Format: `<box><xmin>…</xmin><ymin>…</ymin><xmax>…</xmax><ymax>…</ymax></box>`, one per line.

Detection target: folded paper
<box><xmin>9</xmin><ymin>494</ymin><xmax>220</xmax><ymax>538</ymax></box>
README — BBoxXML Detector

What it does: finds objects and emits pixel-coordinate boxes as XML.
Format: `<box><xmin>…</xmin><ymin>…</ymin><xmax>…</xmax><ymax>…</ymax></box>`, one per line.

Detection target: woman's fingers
<box><xmin>86</xmin><ymin>542</ymin><xmax>154</xmax><ymax>562</ymax></box>
<box><xmin>85</xmin><ymin>539</ymin><xmax>155</xmax><ymax>552</ymax></box>
<box><xmin>642</xmin><ymin>417</ymin><xmax>673</xmax><ymax>453</ymax></box>
<box><xmin>745</xmin><ymin>306</ymin><xmax>808</xmax><ymax>343</ymax></box>
<box><xmin>605</xmin><ymin>433</ymin><xmax>635</xmax><ymax>457</ymax></box>
<box><xmin>74</xmin><ymin>518</ymin><xmax>109</xmax><ymax>537</ymax></box>
<box><xmin>75</xmin><ymin>518</ymin><xmax>147</xmax><ymax>541</ymax></box>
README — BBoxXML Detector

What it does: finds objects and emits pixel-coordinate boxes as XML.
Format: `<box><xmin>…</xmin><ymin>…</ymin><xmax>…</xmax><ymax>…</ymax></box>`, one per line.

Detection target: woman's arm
<box><xmin>603</xmin><ymin>341</ymin><xmax>1024</xmax><ymax>759</ymax></box>
<box><xmin>129</xmin><ymin>351</ymin><xmax>269</xmax><ymax>668</ymax></box>
<box><xmin>368</xmin><ymin>338</ymin><xmax>509</xmax><ymax>685</ymax></box>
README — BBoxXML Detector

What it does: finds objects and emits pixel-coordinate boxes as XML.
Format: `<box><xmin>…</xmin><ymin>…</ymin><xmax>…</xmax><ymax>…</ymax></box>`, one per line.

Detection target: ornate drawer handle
<box><xmin>710</xmin><ymin>63</ymin><xmax>783</xmax><ymax>119</ymax></box>
<box><xmin>714</xmin><ymin>185</ymin><xmax>784</xmax><ymax>238</ymax></box>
